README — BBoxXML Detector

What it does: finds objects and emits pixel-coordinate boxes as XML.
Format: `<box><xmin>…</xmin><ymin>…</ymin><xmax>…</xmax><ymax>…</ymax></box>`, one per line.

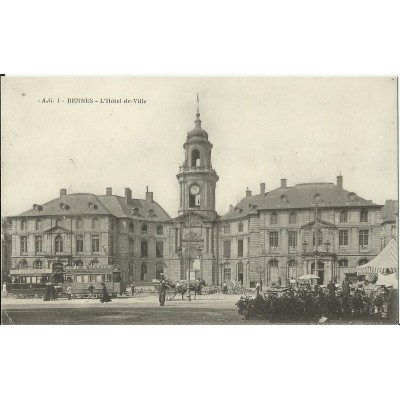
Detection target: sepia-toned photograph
<box><xmin>1</xmin><ymin>76</ymin><xmax>398</xmax><ymax>325</ymax></box>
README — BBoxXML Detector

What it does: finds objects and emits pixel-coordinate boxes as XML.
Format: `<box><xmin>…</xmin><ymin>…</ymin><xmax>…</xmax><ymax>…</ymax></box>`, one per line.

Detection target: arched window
<box><xmin>270</xmin><ymin>212</ymin><xmax>278</xmax><ymax>225</ymax></box>
<box><xmin>19</xmin><ymin>259</ymin><xmax>28</xmax><ymax>268</ymax></box>
<box><xmin>156</xmin><ymin>262</ymin><xmax>164</xmax><ymax>279</ymax></box>
<box><xmin>76</xmin><ymin>217</ymin><xmax>83</xmax><ymax>229</ymax></box>
<box><xmin>191</xmin><ymin>149</ymin><xmax>200</xmax><ymax>167</ymax></box>
<box><xmin>92</xmin><ymin>217</ymin><xmax>99</xmax><ymax>229</ymax></box>
<box><xmin>74</xmin><ymin>260</ymin><xmax>83</xmax><ymax>268</ymax></box>
<box><xmin>339</xmin><ymin>259</ymin><xmax>348</xmax><ymax>268</ymax></box>
<box><xmin>90</xmin><ymin>259</ymin><xmax>99</xmax><ymax>268</ymax></box>
<box><xmin>156</xmin><ymin>225</ymin><xmax>163</xmax><ymax>235</ymax></box>
<box><xmin>55</xmin><ymin>235</ymin><xmax>63</xmax><ymax>253</ymax></box>
<box><xmin>313</xmin><ymin>230</ymin><xmax>323</xmax><ymax>247</ymax></box>
<box><xmin>141</xmin><ymin>223</ymin><xmax>147</xmax><ymax>234</ymax></box>
<box><xmin>33</xmin><ymin>260</ymin><xmax>43</xmax><ymax>269</ymax></box>
<box><xmin>129</xmin><ymin>221</ymin><xmax>134</xmax><ymax>233</ymax></box>
<box><xmin>358</xmin><ymin>258</ymin><xmax>369</xmax><ymax>266</ymax></box>
<box><xmin>289</xmin><ymin>212</ymin><xmax>297</xmax><ymax>224</ymax></box>
<box><xmin>141</xmin><ymin>263</ymin><xmax>148</xmax><ymax>281</ymax></box>
<box><xmin>339</xmin><ymin>210</ymin><xmax>347</xmax><ymax>223</ymax></box>
<box><xmin>21</xmin><ymin>219</ymin><xmax>27</xmax><ymax>230</ymax></box>
<box><xmin>36</xmin><ymin>219</ymin><xmax>42</xmax><ymax>230</ymax></box>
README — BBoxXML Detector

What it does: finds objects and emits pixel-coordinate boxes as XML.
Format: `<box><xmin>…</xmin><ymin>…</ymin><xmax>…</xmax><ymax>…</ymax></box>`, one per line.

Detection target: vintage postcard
<box><xmin>1</xmin><ymin>76</ymin><xmax>398</xmax><ymax>325</ymax></box>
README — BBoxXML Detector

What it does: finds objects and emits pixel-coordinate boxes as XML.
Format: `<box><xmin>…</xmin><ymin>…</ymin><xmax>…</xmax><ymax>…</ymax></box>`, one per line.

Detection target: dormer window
<box><xmin>313</xmin><ymin>193</ymin><xmax>322</xmax><ymax>203</ymax></box>
<box><xmin>33</xmin><ymin>204</ymin><xmax>43</xmax><ymax>212</ymax></box>
<box><xmin>59</xmin><ymin>203</ymin><xmax>69</xmax><ymax>211</ymax></box>
<box><xmin>147</xmin><ymin>209</ymin><xmax>156</xmax><ymax>218</ymax></box>
<box><xmin>347</xmin><ymin>192</ymin><xmax>357</xmax><ymax>202</ymax></box>
<box><xmin>279</xmin><ymin>195</ymin><xmax>288</xmax><ymax>204</ymax></box>
<box><xmin>88</xmin><ymin>202</ymin><xmax>97</xmax><ymax>211</ymax></box>
<box><xmin>131</xmin><ymin>207</ymin><xmax>140</xmax><ymax>216</ymax></box>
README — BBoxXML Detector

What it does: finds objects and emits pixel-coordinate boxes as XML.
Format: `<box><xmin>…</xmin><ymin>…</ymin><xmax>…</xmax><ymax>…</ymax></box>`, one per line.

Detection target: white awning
<box><xmin>356</xmin><ymin>239</ymin><xmax>398</xmax><ymax>275</ymax></box>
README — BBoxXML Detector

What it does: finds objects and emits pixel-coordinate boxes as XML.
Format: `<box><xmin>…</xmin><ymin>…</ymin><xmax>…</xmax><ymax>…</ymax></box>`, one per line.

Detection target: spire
<box><xmin>195</xmin><ymin>93</ymin><xmax>201</xmax><ymax>128</ymax></box>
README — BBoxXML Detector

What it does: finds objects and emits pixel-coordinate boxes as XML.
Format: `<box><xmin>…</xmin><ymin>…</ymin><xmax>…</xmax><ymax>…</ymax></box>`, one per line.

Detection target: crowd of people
<box><xmin>236</xmin><ymin>276</ymin><xmax>398</xmax><ymax>322</ymax></box>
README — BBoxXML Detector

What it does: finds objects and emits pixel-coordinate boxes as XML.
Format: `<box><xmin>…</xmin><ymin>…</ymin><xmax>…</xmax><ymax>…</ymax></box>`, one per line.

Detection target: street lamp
<box><xmin>302</xmin><ymin>241</ymin><xmax>308</xmax><ymax>274</ymax></box>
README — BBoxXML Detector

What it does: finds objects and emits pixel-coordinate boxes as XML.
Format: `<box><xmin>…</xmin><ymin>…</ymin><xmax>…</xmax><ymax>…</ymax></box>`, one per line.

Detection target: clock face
<box><xmin>190</xmin><ymin>184</ymin><xmax>200</xmax><ymax>195</ymax></box>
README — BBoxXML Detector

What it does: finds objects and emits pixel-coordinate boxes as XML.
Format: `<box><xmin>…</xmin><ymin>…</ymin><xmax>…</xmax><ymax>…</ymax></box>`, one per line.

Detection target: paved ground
<box><xmin>1</xmin><ymin>292</ymin><xmax>389</xmax><ymax>325</ymax></box>
<box><xmin>1</xmin><ymin>292</ymin><xmax>254</xmax><ymax>325</ymax></box>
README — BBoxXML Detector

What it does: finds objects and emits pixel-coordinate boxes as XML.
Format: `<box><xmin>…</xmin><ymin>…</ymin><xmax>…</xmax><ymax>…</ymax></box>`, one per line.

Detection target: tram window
<box><xmin>83</xmin><ymin>275</ymin><xmax>89</xmax><ymax>283</ymax></box>
<box><xmin>76</xmin><ymin>276</ymin><xmax>83</xmax><ymax>283</ymax></box>
<box><xmin>95</xmin><ymin>275</ymin><xmax>102</xmax><ymax>282</ymax></box>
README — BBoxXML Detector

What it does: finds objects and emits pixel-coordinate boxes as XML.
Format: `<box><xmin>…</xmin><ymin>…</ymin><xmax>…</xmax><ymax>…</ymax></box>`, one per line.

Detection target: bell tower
<box><xmin>177</xmin><ymin>96</ymin><xmax>219</xmax><ymax>219</ymax></box>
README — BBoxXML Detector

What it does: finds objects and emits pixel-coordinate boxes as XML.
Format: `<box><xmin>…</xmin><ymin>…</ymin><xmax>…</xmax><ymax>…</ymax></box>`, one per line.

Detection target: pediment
<box><xmin>172</xmin><ymin>211</ymin><xmax>214</xmax><ymax>225</ymax></box>
<box><xmin>301</xmin><ymin>218</ymin><xmax>337</xmax><ymax>229</ymax></box>
<box><xmin>44</xmin><ymin>226</ymin><xmax>71</xmax><ymax>234</ymax></box>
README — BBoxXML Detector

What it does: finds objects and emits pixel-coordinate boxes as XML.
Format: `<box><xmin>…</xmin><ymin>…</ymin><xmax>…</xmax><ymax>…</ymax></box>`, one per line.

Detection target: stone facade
<box><xmin>8</xmin><ymin>107</ymin><xmax>397</xmax><ymax>287</ymax></box>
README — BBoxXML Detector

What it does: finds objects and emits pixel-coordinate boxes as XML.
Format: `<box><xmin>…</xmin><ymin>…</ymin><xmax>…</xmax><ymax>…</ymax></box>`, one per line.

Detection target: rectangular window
<box><xmin>288</xmin><ymin>231</ymin><xmax>297</xmax><ymax>252</ymax></box>
<box><xmin>223</xmin><ymin>225</ymin><xmax>230</xmax><ymax>234</ymax></box>
<box><xmin>92</xmin><ymin>235</ymin><xmax>100</xmax><ymax>253</ymax></box>
<box><xmin>339</xmin><ymin>211</ymin><xmax>347</xmax><ymax>223</ymax></box>
<box><xmin>35</xmin><ymin>236</ymin><xmax>42</xmax><ymax>253</ymax></box>
<box><xmin>359</xmin><ymin>230</ymin><xmax>369</xmax><ymax>249</ymax></box>
<box><xmin>223</xmin><ymin>240</ymin><xmax>231</xmax><ymax>258</ymax></box>
<box><xmin>36</xmin><ymin>219</ymin><xmax>42</xmax><ymax>230</ymax></box>
<box><xmin>360</xmin><ymin>210</ymin><xmax>368</xmax><ymax>223</ymax></box>
<box><xmin>269</xmin><ymin>232</ymin><xmax>279</xmax><ymax>252</ymax></box>
<box><xmin>141</xmin><ymin>240</ymin><xmax>148</xmax><ymax>257</ymax></box>
<box><xmin>156</xmin><ymin>241</ymin><xmax>164</xmax><ymax>258</ymax></box>
<box><xmin>238</xmin><ymin>239</ymin><xmax>243</xmax><ymax>257</ymax></box>
<box><xmin>76</xmin><ymin>235</ymin><xmax>84</xmax><ymax>252</ymax></box>
<box><xmin>129</xmin><ymin>238</ymin><xmax>134</xmax><ymax>257</ymax></box>
<box><xmin>339</xmin><ymin>230</ymin><xmax>348</xmax><ymax>246</ymax></box>
<box><xmin>238</xmin><ymin>223</ymin><xmax>243</xmax><ymax>233</ymax></box>
<box><xmin>21</xmin><ymin>236</ymin><xmax>28</xmax><ymax>253</ymax></box>
<box><xmin>110</xmin><ymin>238</ymin><xmax>114</xmax><ymax>256</ymax></box>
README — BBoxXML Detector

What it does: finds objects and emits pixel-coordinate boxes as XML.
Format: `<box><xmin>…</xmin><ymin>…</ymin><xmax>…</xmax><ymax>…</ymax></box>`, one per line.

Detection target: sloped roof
<box><xmin>356</xmin><ymin>239</ymin><xmax>398</xmax><ymax>275</ymax></box>
<box><xmin>381</xmin><ymin>200</ymin><xmax>398</xmax><ymax>223</ymax></box>
<box><xmin>221</xmin><ymin>182</ymin><xmax>381</xmax><ymax>221</ymax></box>
<box><xmin>15</xmin><ymin>193</ymin><xmax>171</xmax><ymax>222</ymax></box>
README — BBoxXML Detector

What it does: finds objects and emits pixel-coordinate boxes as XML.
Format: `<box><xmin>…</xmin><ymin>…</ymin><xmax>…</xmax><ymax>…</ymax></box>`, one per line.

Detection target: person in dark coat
<box><xmin>327</xmin><ymin>280</ymin><xmax>336</xmax><ymax>296</ymax></box>
<box><xmin>100</xmin><ymin>282</ymin><xmax>112</xmax><ymax>303</ymax></box>
<box><xmin>158</xmin><ymin>274</ymin><xmax>167</xmax><ymax>306</ymax></box>
<box><xmin>43</xmin><ymin>284</ymin><xmax>52</xmax><ymax>301</ymax></box>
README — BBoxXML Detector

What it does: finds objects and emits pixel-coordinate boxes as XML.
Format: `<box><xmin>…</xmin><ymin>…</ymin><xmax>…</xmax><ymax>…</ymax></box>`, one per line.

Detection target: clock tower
<box><xmin>176</xmin><ymin>98</ymin><xmax>219</xmax><ymax>219</ymax></box>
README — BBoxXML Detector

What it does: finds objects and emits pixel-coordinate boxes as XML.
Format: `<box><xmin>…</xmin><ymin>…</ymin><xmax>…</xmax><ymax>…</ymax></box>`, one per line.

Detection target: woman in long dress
<box><xmin>100</xmin><ymin>282</ymin><xmax>112</xmax><ymax>303</ymax></box>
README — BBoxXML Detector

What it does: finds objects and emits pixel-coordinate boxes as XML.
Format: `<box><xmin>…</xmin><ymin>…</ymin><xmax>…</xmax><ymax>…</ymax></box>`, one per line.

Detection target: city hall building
<box><xmin>8</xmin><ymin>107</ymin><xmax>397</xmax><ymax>287</ymax></box>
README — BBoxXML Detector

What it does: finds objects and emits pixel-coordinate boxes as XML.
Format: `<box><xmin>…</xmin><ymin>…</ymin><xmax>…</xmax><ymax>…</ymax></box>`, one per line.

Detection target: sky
<box><xmin>1</xmin><ymin>76</ymin><xmax>398</xmax><ymax>218</ymax></box>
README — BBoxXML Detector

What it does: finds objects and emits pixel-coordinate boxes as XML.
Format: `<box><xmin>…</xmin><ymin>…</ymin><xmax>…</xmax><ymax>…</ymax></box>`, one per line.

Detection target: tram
<box><xmin>9</xmin><ymin>268</ymin><xmax>124</xmax><ymax>299</ymax></box>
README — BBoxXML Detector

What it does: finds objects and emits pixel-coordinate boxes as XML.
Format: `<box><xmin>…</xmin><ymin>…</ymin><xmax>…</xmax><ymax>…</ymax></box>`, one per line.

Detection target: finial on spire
<box><xmin>196</xmin><ymin>93</ymin><xmax>200</xmax><ymax>116</ymax></box>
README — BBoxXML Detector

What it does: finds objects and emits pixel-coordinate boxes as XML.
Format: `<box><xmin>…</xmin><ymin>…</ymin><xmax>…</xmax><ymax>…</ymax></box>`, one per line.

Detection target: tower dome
<box><xmin>187</xmin><ymin>112</ymin><xmax>208</xmax><ymax>139</ymax></box>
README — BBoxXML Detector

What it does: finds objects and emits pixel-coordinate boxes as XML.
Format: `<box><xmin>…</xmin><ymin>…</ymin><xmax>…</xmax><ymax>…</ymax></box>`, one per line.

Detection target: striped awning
<box><xmin>356</xmin><ymin>239</ymin><xmax>398</xmax><ymax>275</ymax></box>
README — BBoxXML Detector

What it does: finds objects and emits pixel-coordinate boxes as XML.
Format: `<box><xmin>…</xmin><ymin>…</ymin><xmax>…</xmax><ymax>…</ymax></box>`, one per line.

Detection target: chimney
<box><xmin>246</xmin><ymin>187</ymin><xmax>252</xmax><ymax>197</ymax></box>
<box><xmin>146</xmin><ymin>187</ymin><xmax>153</xmax><ymax>203</ymax></box>
<box><xmin>260</xmin><ymin>182</ymin><xmax>265</xmax><ymax>195</ymax></box>
<box><xmin>281</xmin><ymin>179</ymin><xmax>287</xmax><ymax>189</ymax></box>
<box><xmin>60</xmin><ymin>188</ymin><xmax>67</xmax><ymax>197</ymax></box>
<box><xmin>124</xmin><ymin>187</ymin><xmax>132</xmax><ymax>204</ymax></box>
<box><xmin>106</xmin><ymin>187</ymin><xmax>112</xmax><ymax>196</ymax></box>
<box><xmin>337</xmin><ymin>175</ymin><xmax>343</xmax><ymax>189</ymax></box>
